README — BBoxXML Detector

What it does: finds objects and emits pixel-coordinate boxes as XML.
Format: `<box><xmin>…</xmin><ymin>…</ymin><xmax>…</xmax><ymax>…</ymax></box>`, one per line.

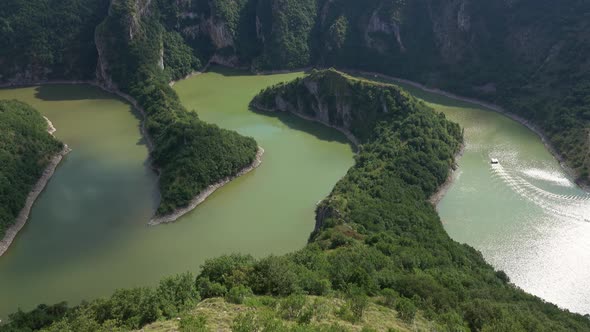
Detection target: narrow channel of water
<box><xmin>0</xmin><ymin>73</ymin><xmax>354</xmax><ymax>319</ymax></box>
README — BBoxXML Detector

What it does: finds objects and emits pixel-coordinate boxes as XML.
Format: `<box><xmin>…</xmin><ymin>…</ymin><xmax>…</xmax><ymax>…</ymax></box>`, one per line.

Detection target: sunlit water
<box><xmin>389</xmin><ymin>81</ymin><xmax>590</xmax><ymax>314</ymax></box>
<box><xmin>0</xmin><ymin>71</ymin><xmax>354</xmax><ymax>319</ymax></box>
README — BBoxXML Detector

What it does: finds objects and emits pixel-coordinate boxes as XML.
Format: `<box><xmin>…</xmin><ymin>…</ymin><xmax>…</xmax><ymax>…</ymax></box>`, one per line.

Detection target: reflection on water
<box><xmin>0</xmin><ymin>74</ymin><xmax>354</xmax><ymax>320</ymax></box>
<box><xmin>379</xmin><ymin>79</ymin><xmax>590</xmax><ymax>314</ymax></box>
<box><xmin>1</xmin><ymin>73</ymin><xmax>589</xmax><ymax>317</ymax></box>
<box><xmin>491</xmin><ymin>162</ymin><xmax>590</xmax><ymax>222</ymax></box>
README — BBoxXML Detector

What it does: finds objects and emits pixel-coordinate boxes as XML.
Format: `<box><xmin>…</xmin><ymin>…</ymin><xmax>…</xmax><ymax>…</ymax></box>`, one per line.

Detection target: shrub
<box><xmin>495</xmin><ymin>270</ymin><xmax>510</xmax><ymax>284</ymax></box>
<box><xmin>279</xmin><ymin>294</ymin><xmax>307</xmax><ymax>320</ymax></box>
<box><xmin>249</xmin><ymin>256</ymin><xmax>300</xmax><ymax>296</ymax></box>
<box><xmin>298</xmin><ymin>270</ymin><xmax>332</xmax><ymax>296</ymax></box>
<box><xmin>395</xmin><ymin>297</ymin><xmax>417</xmax><ymax>323</ymax></box>
<box><xmin>196</xmin><ymin>278</ymin><xmax>227</xmax><ymax>299</ymax></box>
<box><xmin>199</xmin><ymin>254</ymin><xmax>256</xmax><ymax>287</ymax></box>
<box><xmin>381</xmin><ymin>288</ymin><xmax>399</xmax><ymax>308</ymax></box>
<box><xmin>231</xmin><ymin>312</ymin><xmax>258</xmax><ymax>332</ymax></box>
<box><xmin>347</xmin><ymin>287</ymin><xmax>369</xmax><ymax>323</ymax></box>
<box><xmin>180</xmin><ymin>314</ymin><xmax>209</xmax><ymax>332</ymax></box>
<box><xmin>226</xmin><ymin>285</ymin><xmax>254</xmax><ymax>304</ymax></box>
<box><xmin>157</xmin><ymin>272</ymin><xmax>200</xmax><ymax>318</ymax></box>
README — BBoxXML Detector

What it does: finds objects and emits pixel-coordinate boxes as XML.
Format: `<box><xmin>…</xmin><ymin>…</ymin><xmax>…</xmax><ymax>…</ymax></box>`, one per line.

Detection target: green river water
<box><xmin>0</xmin><ymin>67</ymin><xmax>588</xmax><ymax>318</ymax></box>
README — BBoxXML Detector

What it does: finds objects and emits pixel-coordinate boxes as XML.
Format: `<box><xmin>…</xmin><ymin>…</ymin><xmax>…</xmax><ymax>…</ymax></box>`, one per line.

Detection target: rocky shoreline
<box><xmin>0</xmin><ymin>119</ymin><xmax>71</xmax><ymax>257</ymax></box>
<box><xmin>429</xmin><ymin>144</ymin><xmax>466</xmax><ymax>207</ymax></box>
<box><xmin>148</xmin><ymin>146</ymin><xmax>265</xmax><ymax>225</ymax></box>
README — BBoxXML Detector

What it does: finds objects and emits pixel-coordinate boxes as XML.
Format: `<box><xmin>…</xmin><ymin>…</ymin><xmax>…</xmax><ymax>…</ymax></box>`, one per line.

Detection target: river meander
<box><xmin>0</xmin><ymin>72</ymin><xmax>354</xmax><ymax>319</ymax></box>
<box><xmin>390</xmin><ymin>81</ymin><xmax>590</xmax><ymax>314</ymax></box>
<box><xmin>0</xmin><ymin>67</ymin><xmax>588</xmax><ymax>318</ymax></box>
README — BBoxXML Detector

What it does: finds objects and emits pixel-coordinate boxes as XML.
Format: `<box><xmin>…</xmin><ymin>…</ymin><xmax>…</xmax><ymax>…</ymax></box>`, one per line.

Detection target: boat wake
<box><xmin>491</xmin><ymin>163</ymin><xmax>590</xmax><ymax>222</ymax></box>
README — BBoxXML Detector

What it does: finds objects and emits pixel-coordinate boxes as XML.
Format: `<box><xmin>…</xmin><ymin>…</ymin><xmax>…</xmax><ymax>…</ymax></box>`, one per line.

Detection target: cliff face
<box><xmin>4</xmin><ymin>0</ymin><xmax>587</xmax><ymax>93</ymax></box>
<box><xmin>161</xmin><ymin>0</ymin><xmax>251</xmax><ymax>67</ymax></box>
<box><xmin>95</xmin><ymin>0</ymin><xmax>155</xmax><ymax>89</ymax></box>
<box><xmin>251</xmin><ymin>69</ymin><xmax>431</xmax><ymax>145</ymax></box>
<box><xmin>2</xmin><ymin>0</ymin><xmax>588</xmax><ymax>184</ymax></box>
<box><xmin>311</xmin><ymin>0</ymin><xmax>590</xmax><ymax>184</ymax></box>
<box><xmin>251</xmin><ymin>70</ymin><xmax>367</xmax><ymax>145</ymax></box>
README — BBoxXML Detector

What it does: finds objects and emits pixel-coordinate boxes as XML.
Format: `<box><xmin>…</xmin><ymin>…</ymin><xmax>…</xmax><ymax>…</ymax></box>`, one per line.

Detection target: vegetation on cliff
<box><xmin>154</xmin><ymin>0</ymin><xmax>590</xmax><ymax>185</ymax></box>
<box><xmin>0</xmin><ymin>100</ymin><xmax>63</xmax><ymax>239</ymax></box>
<box><xmin>3</xmin><ymin>71</ymin><xmax>589</xmax><ymax>332</ymax></box>
<box><xmin>2</xmin><ymin>0</ymin><xmax>587</xmax><ymax>207</ymax></box>
<box><xmin>1</xmin><ymin>1</ymin><xmax>590</xmax><ymax>330</ymax></box>
<box><xmin>1</xmin><ymin>0</ymin><xmax>588</xmax><ymax>183</ymax></box>
<box><xmin>95</xmin><ymin>0</ymin><xmax>258</xmax><ymax>215</ymax></box>
<box><xmin>307</xmin><ymin>0</ymin><xmax>590</xmax><ymax>185</ymax></box>
<box><xmin>0</xmin><ymin>0</ymin><xmax>109</xmax><ymax>82</ymax></box>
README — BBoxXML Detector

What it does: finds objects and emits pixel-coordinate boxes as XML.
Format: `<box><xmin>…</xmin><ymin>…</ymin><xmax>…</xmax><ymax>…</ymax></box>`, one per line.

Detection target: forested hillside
<box><xmin>1</xmin><ymin>0</ymin><xmax>588</xmax><ymax>207</ymax></box>
<box><xmin>3</xmin><ymin>70</ymin><xmax>590</xmax><ymax>332</ymax></box>
<box><xmin>1</xmin><ymin>1</ymin><xmax>590</xmax><ymax>330</ymax></box>
<box><xmin>137</xmin><ymin>0</ymin><xmax>590</xmax><ymax>186</ymax></box>
<box><xmin>0</xmin><ymin>100</ymin><xmax>63</xmax><ymax>239</ymax></box>
<box><xmin>0</xmin><ymin>0</ymin><xmax>109</xmax><ymax>83</ymax></box>
<box><xmin>94</xmin><ymin>0</ymin><xmax>258</xmax><ymax>216</ymax></box>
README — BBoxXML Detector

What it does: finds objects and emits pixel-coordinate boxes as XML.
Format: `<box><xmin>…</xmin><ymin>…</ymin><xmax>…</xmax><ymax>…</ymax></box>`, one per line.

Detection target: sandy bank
<box><xmin>0</xmin><ymin>118</ymin><xmax>71</xmax><ymax>257</ymax></box>
<box><xmin>149</xmin><ymin>146</ymin><xmax>265</xmax><ymax>225</ymax></box>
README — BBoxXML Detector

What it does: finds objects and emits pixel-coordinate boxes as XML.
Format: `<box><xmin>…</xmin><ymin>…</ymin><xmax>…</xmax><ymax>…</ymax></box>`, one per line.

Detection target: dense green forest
<box><xmin>0</xmin><ymin>0</ymin><xmax>109</xmax><ymax>82</ymax></box>
<box><xmin>135</xmin><ymin>0</ymin><xmax>590</xmax><ymax>186</ymax></box>
<box><xmin>3</xmin><ymin>71</ymin><xmax>590</xmax><ymax>332</ymax></box>
<box><xmin>95</xmin><ymin>0</ymin><xmax>258</xmax><ymax>215</ymax></box>
<box><xmin>1</xmin><ymin>0</ymin><xmax>588</xmax><ymax>206</ymax></box>
<box><xmin>0</xmin><ymin>100</ymin><xmax>63</xmax><ymax>239</ymax></box>
<box><xmin>1</xmin><ymin>0</ymin><xmax>590</xmax><ymax>330</ymax></box>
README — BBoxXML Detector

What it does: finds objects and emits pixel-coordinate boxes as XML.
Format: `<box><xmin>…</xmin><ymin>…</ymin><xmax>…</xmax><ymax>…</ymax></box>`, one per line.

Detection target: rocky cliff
<box><xmin>1</xmin><ymin>0</ymin><xmax>588</xmax><ymax>184</ymax></box>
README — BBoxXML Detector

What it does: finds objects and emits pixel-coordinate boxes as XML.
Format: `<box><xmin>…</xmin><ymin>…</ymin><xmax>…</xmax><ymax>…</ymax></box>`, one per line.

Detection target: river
<box><xmin>0</xmin><ymin>72</ymin><xmax>354</xmax><ymax>319</ymax></box>
<box><xmin>391</xmin><ymin>81</ymin><xmax>590</xmax><ymax>314</ymax></box>
<box><xmin>0</xmin><ymin>67</ymin><xmax>588</xmax><ymax>318</ymax></box>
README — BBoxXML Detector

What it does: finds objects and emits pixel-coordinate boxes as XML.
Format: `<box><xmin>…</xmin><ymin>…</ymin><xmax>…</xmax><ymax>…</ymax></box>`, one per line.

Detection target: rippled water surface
<box><xmin>391</xmin><ymin>81</ymin><xmax>590</xmax><ymax>314</ymax></box>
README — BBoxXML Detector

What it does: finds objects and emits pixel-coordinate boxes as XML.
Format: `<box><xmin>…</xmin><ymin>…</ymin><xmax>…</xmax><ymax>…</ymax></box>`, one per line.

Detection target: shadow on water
<box><xmin>36</xmin><ymin>84</ymin><xmax>152</xmax><ymax>150</ymax></box>
<box><xmin>250</xmin><ymin>106</ymin><xmax>356</xmax><ymax>151</ymax></box>
<box><xmin>35</xmin><ymin>83</ymin><xmax>157</xmax><ymax>194</ymax></box>
<box><xmin>210</xmin><ymin>64</ymin><xmax>312</xmax><ymax>78</ymax></box>
<box><xmin>352</xmin><ymin>73</ymin><xmax>478</xmax><ymax>110</ymax></box>
<box><xmin>210</xmin><ymin>66</ymin><xmax>469</xmax><ymax>113</ymax></box>
<box><xmin>34</xmin><ymin>85</ymin><xmax>114</xmax><ymax>101</ymax></box>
